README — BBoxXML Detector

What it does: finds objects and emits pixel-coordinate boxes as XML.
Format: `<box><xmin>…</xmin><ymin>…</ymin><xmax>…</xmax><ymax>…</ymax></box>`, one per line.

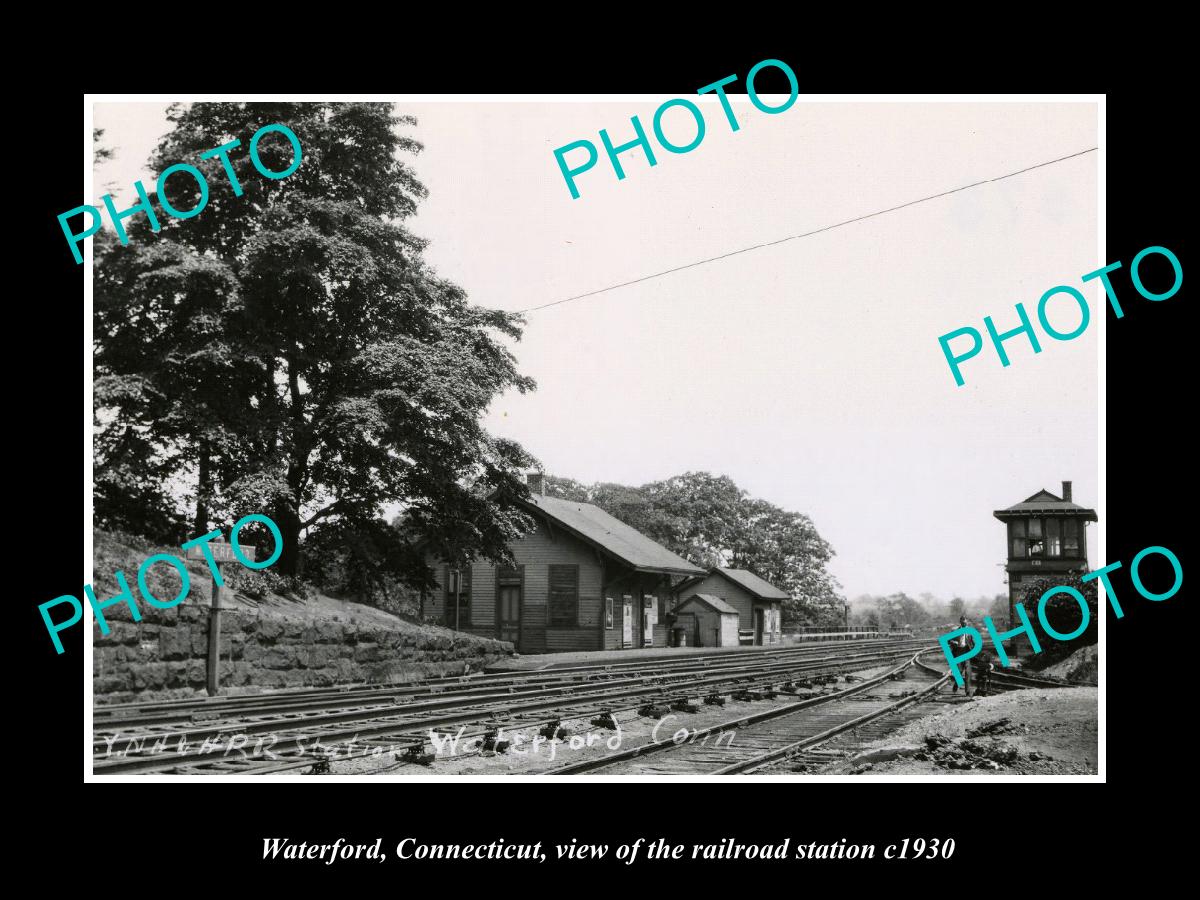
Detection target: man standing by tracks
<box><xmin>950</xmin><ymin>615</ymin><xmax>973</xmax><ymax>696</ymax></box>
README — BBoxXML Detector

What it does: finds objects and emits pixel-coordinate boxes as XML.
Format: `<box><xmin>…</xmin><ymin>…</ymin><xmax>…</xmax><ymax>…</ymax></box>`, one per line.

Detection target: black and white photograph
<box><xmin>79</xmin><ymin>92</ymin><xmax>1104</xmax><ymax>780</ymax></box>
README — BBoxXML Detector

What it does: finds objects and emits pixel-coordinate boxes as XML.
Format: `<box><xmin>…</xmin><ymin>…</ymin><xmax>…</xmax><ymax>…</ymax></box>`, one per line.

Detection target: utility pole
<box><xmin>186</xmin><ymin>535</ymin><xmax>255</xmax><ymax>696</ymax></box>
<box><xmin>208</xmin><ymin>551</ymin><xmax>223</xmax><ymax>697</ymax></box>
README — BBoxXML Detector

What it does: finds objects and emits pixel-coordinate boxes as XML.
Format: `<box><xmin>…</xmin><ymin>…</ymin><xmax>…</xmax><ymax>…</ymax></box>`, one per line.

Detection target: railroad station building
<box><xmin>673</xmin><ymin>568</ymin><xmax>789</xmax><ymax>646</ymax></box>
<box><xmin>424</xmin><ymin>474</ymin><xmax>704</xmax><ymax>654</ymax></box>
<box><xmin>994</xmin><ymin>479</ymin><xmax>1098</xmax><ymax>628</ymax></box>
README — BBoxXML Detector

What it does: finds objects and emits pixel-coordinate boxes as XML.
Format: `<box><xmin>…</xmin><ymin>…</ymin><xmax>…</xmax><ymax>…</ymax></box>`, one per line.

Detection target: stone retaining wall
<box><xmin>92</xmin><ymin>602</ymin><xmax>513</xmax><ymax>704</ymax></box>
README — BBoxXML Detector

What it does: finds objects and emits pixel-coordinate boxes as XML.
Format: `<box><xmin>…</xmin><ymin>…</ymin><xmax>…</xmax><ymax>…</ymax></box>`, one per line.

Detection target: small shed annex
<box><xmin>674</xmin><ymin>594</ymin><xmax>740</xmax><ymax>647</ymax></box>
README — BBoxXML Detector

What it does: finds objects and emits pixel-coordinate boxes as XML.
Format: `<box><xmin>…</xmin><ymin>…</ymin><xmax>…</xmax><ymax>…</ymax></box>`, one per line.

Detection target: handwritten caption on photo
<box><xmin>97</xmin><ymin>715</ymin><xmax>737</xmax><ymax>768</ymax></box>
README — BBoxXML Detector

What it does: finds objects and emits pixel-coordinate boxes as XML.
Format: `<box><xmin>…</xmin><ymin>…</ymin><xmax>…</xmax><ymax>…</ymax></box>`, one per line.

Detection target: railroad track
<box><xmin>535</xmin><ymin>654</ymin><xmax>1089</xmax><ymax>777</ymax></box>
<box><xmin>94</xmin><ymin>638</ymin><xmax>925</xmax><ymax>730</ymax></box>
<box><xmin>708</xmin><ymin>656</ymin><xmax>1089</xmax><ymax>774</ymax></box>
<box><xmin>544</xmin><ymin>651</ymin><xmax>951</xmax><ymax>775</ymax></box>
<box><xmin>96</xmin><ymin>645</ymin><xmax>927</xmax><ymax>775</ymax></box>
<box><xmin>978</xmin><ymin>667</ymin><xmax>1096</xmax><ymax>692</ymax></box>
<box><xmin>94</xmin><ymin>640</ymin><xmax>932</xmax><ymax>775</ymax></box>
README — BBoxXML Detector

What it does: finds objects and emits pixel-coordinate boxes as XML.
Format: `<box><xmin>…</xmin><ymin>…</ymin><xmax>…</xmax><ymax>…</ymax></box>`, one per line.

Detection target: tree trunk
<box><xmin>275</xmin><ymin>502</ymin><xmax>303</xmax><ymax>577</ymax></box>
<box><xmin>275</xmin><ymin>353</ymin><xmax>308</xmax><ymax>578</ymax></box>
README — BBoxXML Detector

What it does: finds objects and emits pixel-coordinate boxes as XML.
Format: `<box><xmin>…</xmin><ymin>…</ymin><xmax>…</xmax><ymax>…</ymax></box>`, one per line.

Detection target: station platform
<box><xmin>486</xmin><ymin>641</ymin><xmax>851</xmax><ymax>673</ymax></box>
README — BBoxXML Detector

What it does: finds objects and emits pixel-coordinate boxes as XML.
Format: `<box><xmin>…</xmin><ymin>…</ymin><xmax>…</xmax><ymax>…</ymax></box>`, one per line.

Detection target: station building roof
<box><xmin>716</xmin><ymin>568</ymin><xmax>791</xmax><ymax>600</ymax></box>
<box><xmin>518</xmin><ymin>493</ymin><xmax>705</xmax><ymax>577</ymax></box>
<box><xmin>993</xmin><ymin>489</ymin><xmax>1098</xmax><ymax>521</ymax></box>
<box><xmin>677</xmin><ymin>594</ymin><xmax>740</xmax><ymax>615</ymax></box>
<box><xmin>674</xmin><ymin>567</ymin><xmax>791</xmax><ymax>601</ymax></box>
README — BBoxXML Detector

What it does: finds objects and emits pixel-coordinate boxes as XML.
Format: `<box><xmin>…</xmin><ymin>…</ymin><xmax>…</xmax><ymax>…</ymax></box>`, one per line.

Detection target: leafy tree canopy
<box><xmin>546</xmin><ymin>472</ymin><xmax>844</xmax><ymax>625</ymax></box>
<box><xmin>1017</xmin><ymin>574</ymin><xmax>1098</xmax><ymax>668</ymax></box>
<box><xmin>95</xmin><ymin>103</ymin><xmax>537</xmax><ymax>588</ymax></box>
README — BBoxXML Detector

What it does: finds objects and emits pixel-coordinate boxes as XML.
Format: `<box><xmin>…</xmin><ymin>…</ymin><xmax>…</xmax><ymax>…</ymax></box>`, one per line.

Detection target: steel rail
<box><xmin>95</xmin><ymin>638</ymin><xmax>924</xmax><ymax>725</ymax></box>
<box><xmin>542</xmin><ymin>653</ymin><xmax>923</xmax><ymax>775</ymax></box>
<box><xmin>94</xmin><ymin>642</ymin><xmax>931</xmax><ymax>748</ymax></box>
<box><xmin>713</xmin><ymin>652</ymin><xmax>951</xmax><ymax>774</ymax></box>
<box><xmin>918</xmin><ymin>653</ymin><xmax>1095</xmax><ymax>689</ymax></box>
<box><xmin>95</xmin><ymin>646</ymin><xmax>923</xmax><ymax>773</ymax></box>
<box><xmin>184</xmin><ymin>650</ymin><xmax>931</xmax><ymax>777</ymax></box>
<box><xmin>983</xmin><ymin>668</ymin><xmax>1096</xmax><ymax>689</ymax></box>
<box><xmin>95</xmin><ymin>647</ymin><xmax>930</xmax><ymax>775</ymax></box>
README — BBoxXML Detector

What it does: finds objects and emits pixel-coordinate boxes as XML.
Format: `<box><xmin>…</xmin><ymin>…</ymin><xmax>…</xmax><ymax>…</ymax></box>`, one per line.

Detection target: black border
<box><xmin>23</xmin><ymin>43</ymin><xmax>1190</xmax><ymax>883</ymax></box>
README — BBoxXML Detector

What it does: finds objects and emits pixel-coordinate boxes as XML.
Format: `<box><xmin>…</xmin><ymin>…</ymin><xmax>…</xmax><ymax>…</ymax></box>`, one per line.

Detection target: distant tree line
<box><xmin>545</xmin><ymin>472</ymin><xmax>845</xmax><ymax>627</ymax></box>
<box><xmin>847</xmin><ymin>592</ymin><xmax>1009</xmax><ymax>631</ymax></box>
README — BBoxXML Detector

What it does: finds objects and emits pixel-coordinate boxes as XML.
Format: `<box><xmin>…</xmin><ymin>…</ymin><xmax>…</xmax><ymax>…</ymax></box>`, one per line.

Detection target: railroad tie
<box><xmin>401</xmin><ymin>745</ymin><xmax>436</xmax><ymax>766</ymax></box>
<box><xmin>637</xmin><ymin>703</ymin><xmax>672</xmax><ymax>718</ymax></box>
<box><xmin>591</xmin><ymin>712</ymin><xmax>619</xmax><ymax>730</ymax></box>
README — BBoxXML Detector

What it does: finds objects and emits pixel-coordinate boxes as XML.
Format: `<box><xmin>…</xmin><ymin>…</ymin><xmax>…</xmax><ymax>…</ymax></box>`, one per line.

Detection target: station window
<box><xmin>1046</xmin><ymin>518</ymin><xmax>1061</xmax><ymax>556</ymax></box>
<box><xmin>1009</xmin><ymin>517</ymin><xmax>1083</xmax><ymax>559</ymax></box>
<box><xmin>549</xmin><ymin>564</ymin><xmax>579</xmax><ymax>626</ymax></box>
<box><xmin>1064</xmin><ymin>519</ymin><xmax>1080</xmax><ymax>555</ymax></box>
<box><xmin>1010</xmin><ymin>520</ymin><xmax>1026</xmax><ymax>558</ymax></box>
<box><xmin>605</xmin><ymin>597</ymin><xmax>614</xmax><ymax>629</ymax></box>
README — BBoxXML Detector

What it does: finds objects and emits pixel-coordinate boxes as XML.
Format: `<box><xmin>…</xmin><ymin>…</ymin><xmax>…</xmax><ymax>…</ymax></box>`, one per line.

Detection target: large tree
<box><xmin>730</xmin><ymin>496</ymin><xmax>842</xmax><ymax>622</ymax></box>
<box><xmin>95</xmin><ymin>240</ymin><xmax>252</xmax><ymax>538</ymax></box>
<box><xmin>95</xmin><ymin>102</ymin><xmax>536</xmax><ymax>581</ymax></box>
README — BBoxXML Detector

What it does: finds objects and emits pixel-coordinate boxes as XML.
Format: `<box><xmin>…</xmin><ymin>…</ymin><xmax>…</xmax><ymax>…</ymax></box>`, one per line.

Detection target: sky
<box><xmin>93</xmin><ymin>98</ymin><xmax>1099</xmax><ymax>600</ymax></box>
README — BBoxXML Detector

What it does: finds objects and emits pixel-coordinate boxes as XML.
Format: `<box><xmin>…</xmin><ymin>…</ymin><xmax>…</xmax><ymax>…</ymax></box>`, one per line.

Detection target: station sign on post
<box><xmin>186</xmin><ymin>540</ymin><xmax>254</xmax><ymax>565</ymax></box>
<box><xmin>186</xmin><ymin>536</ymin><xmax>256</xmax><ymax>696</ymax></box>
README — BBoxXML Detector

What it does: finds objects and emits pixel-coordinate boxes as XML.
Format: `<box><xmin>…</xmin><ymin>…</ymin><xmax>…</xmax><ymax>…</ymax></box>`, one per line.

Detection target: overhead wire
<box><xmin>521</xmin><ymin>147</ymin><xmax>1099</xmax><ymax>314</ymax></box>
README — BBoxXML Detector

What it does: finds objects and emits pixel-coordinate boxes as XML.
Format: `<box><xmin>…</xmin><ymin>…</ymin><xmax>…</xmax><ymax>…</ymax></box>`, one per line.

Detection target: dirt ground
<box><xmin>1040</xmin><ymin>644</ymin><xmax>1098</xmax><ymax>684</ymax></box>
<box><xmin>820</xmin><ymin>687</ymin><xmax>1097</xmax><ymax>775</ymax></box>
<box><xmin>330</xmin><ymin>662</ymin><xmax>903</xmax><ymax>775</ymax></box>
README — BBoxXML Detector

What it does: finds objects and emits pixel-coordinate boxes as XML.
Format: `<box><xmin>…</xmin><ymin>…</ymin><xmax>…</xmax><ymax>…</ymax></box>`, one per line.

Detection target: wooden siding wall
<box><xmin>675</xmin><ymin>612</ymin><xmax>699</xmax><ymax>647</ymax></box>
<box><xmin>689</xmin><ymin>605</ymin><xmax>724</xmax><ymax>647</ymax></box>
<box><xmin>679</xmin><ymin>574</ymin><xmax>758</xmax><ymax>630</ymax></box>
<box><xmin>600</xmin><ymin>571</ymin><xmax>673</xmax><ymax>650</ymax></box>
<box><xmin>602</xmin><ymin>575</ymin><xmax>625</xmax><ymax>651</ymax></box>
<box><xmin>677</xmin><ymin>576</ymin><xmax>785</xmax><ymax>645</ymax></box>
<box><xmin>675</xmin><ymin>603</ymin><xmax>739</xmax><ymax>647</ymax></box>
<box><xmin>423</xmin><ymin>563</ymin><xmax>494</xmax><ymax>642</ymax></box>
